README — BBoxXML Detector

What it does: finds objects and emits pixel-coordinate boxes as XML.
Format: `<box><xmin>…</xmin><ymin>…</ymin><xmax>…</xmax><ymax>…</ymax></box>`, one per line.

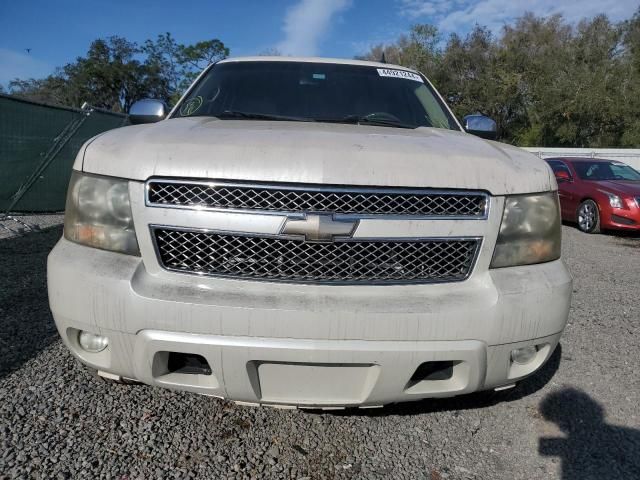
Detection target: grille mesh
<box><xmin>153</xmin><ymin>228</ymin><xmax>479</xmax><ymax>284</ymax></box>
<box><xmin>147</xmin><ymin>181</ymin><xmax>487</xmax><ymax>217</ymax></box>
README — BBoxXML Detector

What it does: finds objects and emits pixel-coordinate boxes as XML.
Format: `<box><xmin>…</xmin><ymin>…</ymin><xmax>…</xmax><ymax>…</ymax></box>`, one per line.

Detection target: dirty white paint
<box><xmin>75</xmin><ymin>118</ymin><xmax>553</xmax><ymax>196</ymax></box>
<box><xmin>50</xmin><ymin>60</ymin><xmax>574</xmax><ymax>405</ymax></box>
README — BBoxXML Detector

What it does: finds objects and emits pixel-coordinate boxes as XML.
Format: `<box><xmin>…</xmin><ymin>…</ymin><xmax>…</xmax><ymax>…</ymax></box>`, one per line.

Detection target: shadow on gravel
<box><xmin>0</xmin><ymin>226</ymin><xmax>61</xmax><ymax>379</ymax></box>
<box><xmin>562</xmin><ymin>221</ymin><xmax>640</xmax><ymax>241</ymax></box>
<box><xmin>539</xmin><ymin>388</ymin><xmax>640</xmax><ymax>480</ymax></box>
<box><xmin>602</xmin><ymin>229</ymin><xmax>640</xmax><ymax>245</ymax></box>
<box><xmin>608</xmin><ymin>233</ymin><xmax>640</xmax><ymax>249</ymax></box>
<box><xmin>600</xmin><ymin>226</ymin><xmax>640</xmax><ymax>237</ymax></box>
<box><xmin>327</xmin><ymin>343</ymin><xmax>563</xmax><ymax>417</ymax></box>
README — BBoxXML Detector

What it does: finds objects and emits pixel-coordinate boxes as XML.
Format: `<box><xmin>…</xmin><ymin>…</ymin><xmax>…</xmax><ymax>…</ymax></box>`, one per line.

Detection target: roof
<box><xmin>218</xmin><ymin>56</ymin><xmax>418</xmax><ymax>74</ymax></box>
<box><xmin>545</xmin><ymin>157</ymin><xmax>621</xmax><ymax>163</ymax></box>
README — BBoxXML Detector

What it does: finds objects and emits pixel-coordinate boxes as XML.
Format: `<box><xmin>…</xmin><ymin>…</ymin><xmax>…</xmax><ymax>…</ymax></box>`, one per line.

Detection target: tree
<box><xmin>498</xmin><ymin>13</ymin><xmax>575</xmax><ymax>145</ymax></box>
<box><xmin>357</xmin><ymin>24</ymin><xmax>441</xmax><ymax>72</ymax></box>
<box><xmin>142</xmin><ymin>34</ymin><xmax>229</xmax><ymax>104</ymax></box>
<box><xmin>438</xmin><ymin>26</ymin><xmax>509</xmax><ymax>133</ymax></box>
<box><xmin>9</xmin><ymin>36</ymin><xmax>165</xmax><ymax>111</ymax></box>
<box><xmin>9</xmin><ymin>74</ymin><xmax>71</xmax><ymax>106</ymax></box>
<box><xmin>258</xmin><ymin>47</ymin><xmax>282</xmax><ymax>56</ymax></box>
<box><xmin>8</xmin><ymin>34</ymin><xmax>229</xmax><ymax>110</ymax></box>
<box><xmin>142</xmin><ymin>33</ymin><xmax>182</xmax><ymax>100</ymax></box>
<box><xmin>358</xmin><ymin>10</ymin><xmax>640</xmax><ymax>148</ymax></box>
<box><xmin>620</xmin><ymin>9</ymin><xmax>640</xmax><ymax>146</ymax></box>
<box><xmin>63</xmin><ymin>36</ymin><xmax>168</xmax><ymax>111</ymax></box>
<box><xmin>177</xmin><ymin>39</ymin><xmax>229</xmax><ymax>85</ymax></box>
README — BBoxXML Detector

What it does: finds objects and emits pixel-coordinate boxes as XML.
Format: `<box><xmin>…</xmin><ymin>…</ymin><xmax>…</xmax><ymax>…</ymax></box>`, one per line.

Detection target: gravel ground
<box><xmin>0</xmin><ymin>214</ymin><xmax>64</xmax><ymax>240</ymax></box>
<box><xmin>0</xmin><ymin>225</ymin><xmax>638</xmax><ymax>479</ymax></box>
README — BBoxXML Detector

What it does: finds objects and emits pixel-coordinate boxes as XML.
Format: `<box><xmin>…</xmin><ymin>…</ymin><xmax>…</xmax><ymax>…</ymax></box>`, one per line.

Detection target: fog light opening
<box><xmin>78</xmin><ymin>331</ymin><xmax>109</xmax><ymax>353</ymax></box>
<box><xmin>167</xmin><ymin>352</ymin><xmax>212</xmax><ymax>376</ymax></box>
<box><xmin>407</xmin><ymin>361</ymin><xmax>455</xmax><ymax>389</ymax></box>
<box><xmin>510</xmin><ymin>345</ymin><xmax>538</xmax><ymax>365</ymax></box>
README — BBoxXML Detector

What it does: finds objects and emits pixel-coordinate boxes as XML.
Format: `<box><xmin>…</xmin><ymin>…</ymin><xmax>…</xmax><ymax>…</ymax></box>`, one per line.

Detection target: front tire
<box><xmin>577</xmin><ymin>200</ymin><xmax>601</xmax><ymax>233</ymax></box>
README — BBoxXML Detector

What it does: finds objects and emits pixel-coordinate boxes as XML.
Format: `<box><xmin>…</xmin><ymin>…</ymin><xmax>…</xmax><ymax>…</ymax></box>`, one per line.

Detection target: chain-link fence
<box><xmin>0</xmin><ymin>94</ymin><xmax>128</xmax><ymax>214</ymax></box>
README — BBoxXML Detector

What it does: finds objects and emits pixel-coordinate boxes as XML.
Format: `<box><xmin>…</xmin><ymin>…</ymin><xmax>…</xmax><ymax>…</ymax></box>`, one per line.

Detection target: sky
<box><xmin>0</xmin><ymin>0</ymin><xmax>638</xmax><ymax>86</ymax></box>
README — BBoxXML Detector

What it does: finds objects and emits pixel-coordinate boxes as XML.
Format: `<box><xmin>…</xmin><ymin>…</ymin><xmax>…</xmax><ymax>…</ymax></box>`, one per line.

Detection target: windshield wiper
<box><xmin>217</xmin><ymin>110</ymin><xmax>416</xmax><ymax>129</ymax></box>
<box><xmin>314</xmin><ymin>114</ymin><xmax>416</xmax><ymax>129</ymax></box>
<box><xmin>217</xmin><ymin>110</ymin><xmax>313</xmax><ymax>122</ymax></box>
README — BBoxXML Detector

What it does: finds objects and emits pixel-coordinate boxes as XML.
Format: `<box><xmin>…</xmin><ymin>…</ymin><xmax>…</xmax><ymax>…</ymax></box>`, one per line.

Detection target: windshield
<box><xmin>172</xmin><ymin>61</ymin><xmax>460</xmax><ymax>130</ymax></box>
<box><xmin>573</xmin><ymin>161</ymin><xmax>640</xmax><ymax>181</ymax></box>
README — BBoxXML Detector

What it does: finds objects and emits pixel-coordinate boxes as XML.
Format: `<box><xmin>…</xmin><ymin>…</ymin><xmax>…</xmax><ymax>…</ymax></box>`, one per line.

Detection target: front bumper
<box><xmin>48</xmin><ymin>238</ymin><xmax>571</xmax><ymax>407</ymax></box>
<box><xmin>599</xmin><ymin>198</ymin><xmax>640</xmax><ymax>231</ymax></box>
<box><xmin>603</xmin><ymin>208</ymin><xmax>640</xmax><ymax>231</ymax></box>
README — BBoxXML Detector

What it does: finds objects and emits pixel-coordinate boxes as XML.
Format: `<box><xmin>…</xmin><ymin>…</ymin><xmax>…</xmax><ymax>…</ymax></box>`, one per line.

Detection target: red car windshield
<box><xmin>573</xmin><ymin>161</ymin><xmax>640</xmax><ymax>181</ymax></box>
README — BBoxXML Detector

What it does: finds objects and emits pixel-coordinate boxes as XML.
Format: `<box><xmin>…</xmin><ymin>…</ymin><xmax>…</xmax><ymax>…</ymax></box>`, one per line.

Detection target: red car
<box><xmin>545</xmin><ymin>157</ymin><xmax>640</xmax><ymax>233</ymax></box>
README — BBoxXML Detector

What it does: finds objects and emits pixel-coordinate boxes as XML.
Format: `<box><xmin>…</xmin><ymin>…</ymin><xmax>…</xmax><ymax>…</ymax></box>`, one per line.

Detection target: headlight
<box><xmin>64</xmin><ymin>171</ymin><xmax>140</xmax><ymax>255</ymax></box>
<box><xmin>598</xmin><ymin>190</ymin><xmax>623</xmax><ymax>209</ymax></box>
<box><xmin>490</xmin><ymin>192</ymin><xmax>561</xmax><ymax>268</ymax></box>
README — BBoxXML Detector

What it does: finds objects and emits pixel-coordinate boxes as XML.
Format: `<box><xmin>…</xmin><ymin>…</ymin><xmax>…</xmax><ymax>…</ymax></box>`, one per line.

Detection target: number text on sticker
<box><xmin>377</xmin><ymin>68</ymin><xmax>423</xmax><ymax>83</ymax></box>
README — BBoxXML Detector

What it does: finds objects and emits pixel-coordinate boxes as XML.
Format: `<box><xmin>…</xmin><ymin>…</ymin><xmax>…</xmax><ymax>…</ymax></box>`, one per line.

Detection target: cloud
<box><xmin>277</xmin><ymin>0</ymin><xmax>352</xmax><ymax>56</ymax></box>
<box><xmin>0</xmin><ymin>48</ymin><xmax>52</xmax><ymax>86</ymax></box>
<box><xmin>400</xmin><ymin>0</ymin><xmax>468</xmax><ymax>19</ymax></box>
<box><xmin>399</xmin><ymin>0</ymin><xmax>639</xmax><ymax>33</ymax></box>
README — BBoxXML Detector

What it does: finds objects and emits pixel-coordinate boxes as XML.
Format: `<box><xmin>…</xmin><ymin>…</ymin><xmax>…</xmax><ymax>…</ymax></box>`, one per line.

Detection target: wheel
<box><xmin>577</xmin><ymin>199</ymin><xmax>601</xmax><ymax>233</ymax></box>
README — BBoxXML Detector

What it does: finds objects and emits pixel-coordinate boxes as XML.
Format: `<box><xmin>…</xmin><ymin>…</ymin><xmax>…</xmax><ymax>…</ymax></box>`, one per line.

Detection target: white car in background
<box><xmin>48</xmin><ymin>57</ymin><xmax>571</xmax><ymax>408</ymax></box>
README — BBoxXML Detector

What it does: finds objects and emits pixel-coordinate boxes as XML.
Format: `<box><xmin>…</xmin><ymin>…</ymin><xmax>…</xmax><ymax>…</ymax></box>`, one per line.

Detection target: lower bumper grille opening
<box><xmin>407</xmin><ymin>361</ymin><xmax>455</xmax><ymax>388</ymax></box>
<box><xmin>167</xmin><ymin>352</ymin><xmax>212</xmax><ymax>376</ymax></box>
<box><xmin>152</xmin><ymin>227</ymin><xmax>480</xmax><ymax>284</ymax></box>
<box><xmin>611</xmin><ymin>214</ymin><xmax>637</xmax><ymax>226</ymax></box>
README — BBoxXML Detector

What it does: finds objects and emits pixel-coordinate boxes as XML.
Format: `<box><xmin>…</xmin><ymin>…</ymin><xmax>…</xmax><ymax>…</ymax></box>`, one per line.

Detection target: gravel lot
<box><xmin>1</xmin><ymin>225</ymin><xmax>638</xmax><ymax>479</ymax></box>
<box><xmin>0</xmin><ymin>214</ymin><xmax>64</xmax><ymax>240</ymax></box>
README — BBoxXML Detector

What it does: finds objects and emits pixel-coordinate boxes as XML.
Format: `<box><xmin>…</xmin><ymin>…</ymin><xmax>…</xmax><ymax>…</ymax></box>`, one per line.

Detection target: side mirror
<box><xmin>463</xmin><ymin>114</ymin><xmax>497</xmax><ymax>140</ymax></box>
<box><xmin>555</xmin><ymin>170</ymin><xmax>572</xmax><ymax>183</ymax></box>
<box><xmin>129</xmin><ymin>99</ymin><xmax>167</xmax><ymax>124</ymax></box>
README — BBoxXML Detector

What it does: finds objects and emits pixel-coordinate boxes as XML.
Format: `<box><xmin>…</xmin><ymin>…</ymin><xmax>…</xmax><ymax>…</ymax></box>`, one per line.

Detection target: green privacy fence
<box><xmin>0</xmin><ymin>94</ymin><xmax>129</xmax><ymax>212</ymax></box>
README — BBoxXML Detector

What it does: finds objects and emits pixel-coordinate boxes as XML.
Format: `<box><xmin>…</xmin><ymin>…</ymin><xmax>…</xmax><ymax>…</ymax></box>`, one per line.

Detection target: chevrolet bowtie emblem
<box><xmin>280</xmin><ymin>214</ymin><xmax>359</xmax><ymax>243</ymax></box>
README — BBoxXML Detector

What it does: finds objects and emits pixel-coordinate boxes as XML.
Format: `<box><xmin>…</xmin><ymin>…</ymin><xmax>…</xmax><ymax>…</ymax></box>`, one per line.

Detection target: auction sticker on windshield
<box><xmin>180</xmin><ymin>96</ymin><xmax>203</xmax><ymax>116</ymax></box>
<box><xmin>377</xmin><ymin>68</ymin><xmax>423</xmax><ymax>83</ymax></box>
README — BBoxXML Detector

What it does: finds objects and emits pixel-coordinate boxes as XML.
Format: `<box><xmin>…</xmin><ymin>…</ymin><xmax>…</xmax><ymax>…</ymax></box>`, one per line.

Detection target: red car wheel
<box><xmin>577</xmin><ymin>199</ymin><xmax>601</xmax><ymax>233</ymax></box>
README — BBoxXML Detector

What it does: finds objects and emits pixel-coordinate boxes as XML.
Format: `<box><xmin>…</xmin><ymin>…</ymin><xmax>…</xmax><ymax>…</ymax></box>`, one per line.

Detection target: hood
<box><xmin>589</xmin><ymin>180</ymin><xmax>640</xmax><ymax>197</ymax></box>
<box><xmin>78</xmin><ymin>117</ymin><xmax>554</xmax><ymax>196</ymax></box>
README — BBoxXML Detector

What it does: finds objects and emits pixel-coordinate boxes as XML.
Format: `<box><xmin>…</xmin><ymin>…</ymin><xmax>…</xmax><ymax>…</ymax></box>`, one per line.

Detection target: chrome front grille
<box><xmin>147</xmin><ymin>180</ymin><xmax>488</xmax><ymax>218</ymax></box>
<box><xmin>152</xmin><ymin>227</ymin><xmax>480</xmax><ymax>284</ymax></box>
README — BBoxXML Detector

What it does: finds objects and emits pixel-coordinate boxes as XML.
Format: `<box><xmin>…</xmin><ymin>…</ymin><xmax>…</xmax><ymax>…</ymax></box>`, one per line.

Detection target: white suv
<box><xmin>48</xmin><ymin>57</ymin><xmax>571</xmax><ymax>408</ymax></box>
